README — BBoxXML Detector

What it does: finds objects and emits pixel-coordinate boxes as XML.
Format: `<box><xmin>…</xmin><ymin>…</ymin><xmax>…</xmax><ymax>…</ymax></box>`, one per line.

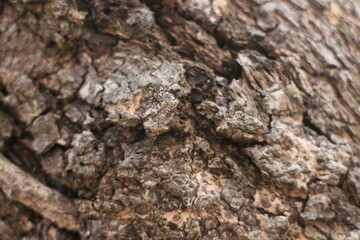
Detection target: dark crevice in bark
<box><xmin>302</xmin><ymin>111</ymin><xmax>336</xmax><ymax>144</ymax></box>
<box><xmin>0</xmin><ymin>83</ymin><xmax>8</xmax><ymax>96</ymax></box>
<box><xmin>234</xmin><ymin>148</ymin><xmax>263</xmax><ymax>184</ymax></box>
<box><xmin>257</xmin><ymin>207</ymin><xmax>286</xmax><ymax>217</ymax></box>
<box><xmin>267</xmin><ymin>114</ymin><xmax>273</xmax><ymax>133</ymax></box>
<box><xmin>44</xmin><ymin>176</ymin><xmax>80</xmax><ymax>199</ymax></box>
<box><xmin>3</xmin><ymin>139</ymin><xmax>80</xmax><ymax>199</ymax></box>
<box><xmin>3</xmin><ymin>141</ymin><xmax>41</xmax><ymax>177</ymax></box>
<box><xmin>249</xmin><ymin>44</ymin><xmax>278</xmax><ymax>60</ymax></box>
<box><xmin>161</xmin><ymin>31</ymin><xmax>177</xmax><ymax>46</ymax></box>
<box><xmin>82</xmin><ymin>26</ymin><xmax>119</xmax><ymax>59</ymax></box>
<box><xmin>296</xmin><ymin>193</ymin><xmax>310</xmax><ymax>229</ymax></box>
<box><xmin>218</xmin><ymin>57</ymin><xmax>243</xmax><ymax>80</ymax></box>
<box><xmin>213</xmin><ymin>28</ymin><xmax>227</xmax><ymax>49</ymax></box>
<box><xmin>345</xmin><ymin>126</ymin><xmax>360</xmax><ymax>144</ymax></box>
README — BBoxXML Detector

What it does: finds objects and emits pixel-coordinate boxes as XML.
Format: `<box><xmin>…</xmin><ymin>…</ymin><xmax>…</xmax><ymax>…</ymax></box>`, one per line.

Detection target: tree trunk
<box><xmin>0</xmin><ymin>0</ymin><xmax>360</xmax><ymax>239</ymax></box>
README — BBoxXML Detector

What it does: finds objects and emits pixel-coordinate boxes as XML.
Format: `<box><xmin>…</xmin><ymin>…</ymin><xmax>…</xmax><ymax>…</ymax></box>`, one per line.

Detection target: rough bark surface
<box><xmin>0</xmin><ymin>0</ymin><xmax>359</xmax><ymax>239</ymax></box>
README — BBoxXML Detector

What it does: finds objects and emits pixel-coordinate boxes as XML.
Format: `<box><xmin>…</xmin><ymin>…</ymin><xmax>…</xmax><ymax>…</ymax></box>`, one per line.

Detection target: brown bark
<box><xmin>0</xmin><ymin>0</ymin><xmax>359</xmax><ymax>239</ymax></box>
<box><xmin>0</xmin><ymin>153</ymin><xmax>80</xmax><ymax>232</ymax></box>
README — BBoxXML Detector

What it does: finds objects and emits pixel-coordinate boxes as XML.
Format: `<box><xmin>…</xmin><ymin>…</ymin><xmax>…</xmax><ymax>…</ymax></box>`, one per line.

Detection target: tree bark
<box><xmin>0</xmin><ymin>0</ymin><xmax>359</xmax><ymax>239</ymax></box>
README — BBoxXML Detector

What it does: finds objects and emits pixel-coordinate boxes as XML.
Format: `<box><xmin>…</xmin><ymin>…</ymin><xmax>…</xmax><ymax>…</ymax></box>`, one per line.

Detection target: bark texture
<box><xmin>0</xmin><ymin>0</ymin><xmax>360</xmax><ymax>239</ymax></box>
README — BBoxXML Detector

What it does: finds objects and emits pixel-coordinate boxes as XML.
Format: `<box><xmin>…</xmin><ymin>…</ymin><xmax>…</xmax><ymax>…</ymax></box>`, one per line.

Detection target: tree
<box><xmin>0</xmin><ymin>0</ymin><xmax>359</xmax><ymax>239</ymax></box>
